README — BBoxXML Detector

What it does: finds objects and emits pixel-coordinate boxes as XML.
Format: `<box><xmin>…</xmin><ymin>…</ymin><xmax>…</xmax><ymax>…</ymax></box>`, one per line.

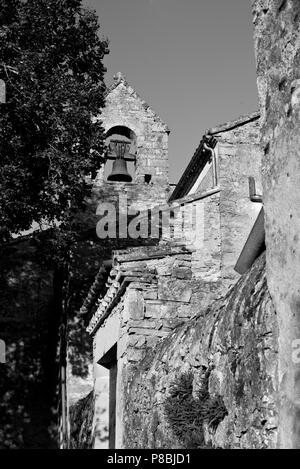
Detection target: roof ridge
<box><xmin>206</xmin><ymin>110</ymin><xmax>260</xmax><ymax>135</ymax></box>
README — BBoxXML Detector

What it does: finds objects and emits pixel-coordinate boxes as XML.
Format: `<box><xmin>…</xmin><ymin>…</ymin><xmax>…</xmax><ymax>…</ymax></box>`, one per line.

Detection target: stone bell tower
<box><xmin>93</xmin><ymin>73</ymin><xmax>170</xmax><ymax>213</ymax></box>
<box><xmin>73</xmin><ymin>74</ymin><xmax>171</xmax><ymax>449</ymax></box>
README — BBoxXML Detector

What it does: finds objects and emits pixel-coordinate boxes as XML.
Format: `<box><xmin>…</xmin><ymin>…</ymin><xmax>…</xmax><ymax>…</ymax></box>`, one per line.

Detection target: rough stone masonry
<box><xmin>124</xmin><ymin>253</ymin><xmax>278</xmax><ymax>449</ymax></box>
<box><xmin>86</xmin><ymin>110</ymin><xmax>270</xmax><ymax>448</ymax></box>
<box><xmin>73</xmin><ymin>5</ymin><xmax>300</xmax><ymax>444</ymax></box>
<box><xmin>252</xmin><ymin>0</ymin><xmax>300</xmax><ymax>448</ymax></box>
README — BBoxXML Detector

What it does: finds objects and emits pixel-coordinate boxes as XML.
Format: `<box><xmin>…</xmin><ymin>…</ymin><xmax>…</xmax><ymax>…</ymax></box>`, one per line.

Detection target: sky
<box><xmin>84</xmin><ymin>0</ymin><xmax>259</xmax><ymax>184</ymax></box>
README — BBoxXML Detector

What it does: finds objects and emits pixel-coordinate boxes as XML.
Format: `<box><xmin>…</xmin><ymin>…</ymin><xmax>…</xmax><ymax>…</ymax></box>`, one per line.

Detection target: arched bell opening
<box><xmin>104</xmin><ymin>126</ymin><xmax>137</xmax><ymax>183</ymax></box>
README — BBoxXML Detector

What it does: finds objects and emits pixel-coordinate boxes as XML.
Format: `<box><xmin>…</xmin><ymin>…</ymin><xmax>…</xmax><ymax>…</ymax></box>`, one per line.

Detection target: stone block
<box><xmin>123</xmin><ymin>289</ymin><xmax>144</xmax><ymax>321</ymax></box>
<box><xmin>135</xmin><ymin>336</ymin><xmax>146</xmax><ymax>348</ymax></box>
<box><xmin>127</xmin><ymin>348</ymin><xmax>145</xmax><ymax>363</ymax></box>
<box><xmin>177</xmin><ymin>304</ymin><xmax>195</xmax><ymax>318</ymax></box>
<box><xmin>146</xmin><ymin>337</ymin><xmax>160</xmax><ymax>349</ymax></box>
<box><xmin>158</xmin><ymin>278</ymin><xmax>192</xmax><ymax>303</ymax></box>
<box><xmin>117</xmin><ymin>335</ymin><xmax>128</xmax><ymax>359</ymax></box>
<box><xmin>171</xmin><ymin>268</ymin><xmax>192</xmax><ymax>279</ymax></box>
<box><xmin>129</xmin><ymin>320</ymin><xmax>156</xmax><ymax>329</ymax></box>
<box><xmin>144</xmin><ymin>302</ymin><xmax>162</xmax><ymax>319</ymax></box>
<box><xmin>159</xmin><ymin>318</ymin><xmax>182</xmax><ymax>329</ymax></box>
<box><xmin>142</xmin><ymin>288</ymin><xmax>158</xmax><ymax>300</ymax></box>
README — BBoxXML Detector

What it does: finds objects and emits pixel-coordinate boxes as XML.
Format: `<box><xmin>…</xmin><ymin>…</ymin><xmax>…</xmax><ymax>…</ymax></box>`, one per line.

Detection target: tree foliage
<box><xmin>0</xmin><ymin>0</ymin><xmax>108</xmax><ymax>244</ymax></box>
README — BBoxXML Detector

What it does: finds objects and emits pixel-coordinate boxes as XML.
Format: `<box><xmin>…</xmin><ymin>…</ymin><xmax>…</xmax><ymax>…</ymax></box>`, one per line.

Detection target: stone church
<box><xmin>66</xmin><ymin>71</ymin><xmax>272</xmax><ymax>449</ymax></box>
<box><xmin>1</xmin><ymin>0</ymin><xmax>300</xmax><ymax>450</ymax></box>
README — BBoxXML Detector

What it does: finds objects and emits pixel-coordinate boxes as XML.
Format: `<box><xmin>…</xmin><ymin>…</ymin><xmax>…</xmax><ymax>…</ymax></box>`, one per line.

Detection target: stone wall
<box><xmin>189</xmin><ymin>191</ymin><xmax>222</xmax><ymax>282</ymax></box>
<box><xmin>91</xmin><ymin>242</ymin><xmax>222</xmax><ymax>361</ymax></box>
<box><xmin>94</xmin><ymin>73</ymin><xmax>171</xmax><ymax>212</ymax></box>
<box><xmin>252</xmin><ymin>0</ymin><xmax>300</xmax><ymax>448</ymax></box>
<box><xmin>71</xmin><ymin>72</ymin><xmax>172</xmax><ymax>255</ymax></box>
<box><xmin>208</xmin><ymin>114</ymin><xmax>263</xmax><ymax>288</ymax></box>
<box><xmin>123</xmin><ymin>253</ymin><xmax>278</xmax><ymax>449</ymax></box>
<box><xmin>66</xmin><ymin>73</ymin><xmax>173</xmax><ymax>447</ymax></box>
<box><xmin>90</xmin><ymin>235</ymin><xmax>224</xmax><ymax>447</ymax></box>
<box><xmin>172</xmin><ymin>114</ymin><xmax>263</xmax><ymax>288</ymax></box>
<box><xmin>88</xmin><ymin>117</ymin><xmax>265</xmax><ymax>447</ymax></box>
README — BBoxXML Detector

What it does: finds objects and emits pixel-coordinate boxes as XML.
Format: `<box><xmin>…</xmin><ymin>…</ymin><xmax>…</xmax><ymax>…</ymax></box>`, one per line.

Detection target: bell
<box><xmin>107</xmin><ymin>137</ymin><xmax>132</xmax><ymax>182</ymax></box>
<box><xmin>107</xmin><ymin>157</ymin><xmax>132</xmax><ymax>182</ymax></box>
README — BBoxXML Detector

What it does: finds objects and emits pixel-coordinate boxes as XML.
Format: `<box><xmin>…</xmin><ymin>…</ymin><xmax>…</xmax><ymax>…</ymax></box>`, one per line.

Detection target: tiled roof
<box><xmin>169</xmin><ymin>111</ymin><xmax>261</xmax><ymax>203</ymax></box>
<box><xmin>168</xmin><ymin>135</ymin><xmax>217</xmax><ymax>202</ymax></box>
<box><xmin>86</xmin><ymin>244</ymin><xmax>192</xmax><ymax>335</ymax></box>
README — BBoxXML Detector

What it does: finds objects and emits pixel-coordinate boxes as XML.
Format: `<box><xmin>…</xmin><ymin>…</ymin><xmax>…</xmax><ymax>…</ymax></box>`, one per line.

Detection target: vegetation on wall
<box><xmin>164</xmin><ymin>369</ymin><xmax>228</xmax><ymax>448</ymax></box>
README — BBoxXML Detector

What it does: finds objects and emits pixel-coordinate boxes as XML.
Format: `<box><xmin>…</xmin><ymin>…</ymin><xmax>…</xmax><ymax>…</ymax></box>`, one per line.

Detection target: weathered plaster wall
<box><xmin>92</xmin><ymin>372</ymin><xmax>109</xmax><ymax>449</ymax></box>
<box><xmin>194</xmin><ymin>164</ymin><xmax>214</xmax><ymax>194</ymax></box>
<box><xmin>189</xmin><ymin>192</ymin><xmax>222</xmax><ymax>282</ymax></box>
<box><xmin>252</xmin><ymin>0</ymin><xmax>300</xmax><ymax>448</ymax></box>
<box><xmin>123</xmin><ymin>253</ymin><xmax>278</xmax><ymax>449</ymax></box>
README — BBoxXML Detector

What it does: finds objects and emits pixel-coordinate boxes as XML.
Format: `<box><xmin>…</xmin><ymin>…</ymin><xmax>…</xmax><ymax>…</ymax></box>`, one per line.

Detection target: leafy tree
<box><xmin>0</xmin><ymin>3</ymin><xmax>110</xmax><ymax>447</ymax></box>
<box><xmin>0</xmin><ymin>0</ymin><xmax>109</xmax><ymax>245</ymax></box>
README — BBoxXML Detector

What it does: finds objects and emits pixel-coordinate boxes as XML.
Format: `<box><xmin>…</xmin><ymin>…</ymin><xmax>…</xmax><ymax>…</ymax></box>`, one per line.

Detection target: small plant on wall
<box><xmin>164</xmin><ymin>369</ymin><xmax>227</xmax><ymax>449</ymax></box>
